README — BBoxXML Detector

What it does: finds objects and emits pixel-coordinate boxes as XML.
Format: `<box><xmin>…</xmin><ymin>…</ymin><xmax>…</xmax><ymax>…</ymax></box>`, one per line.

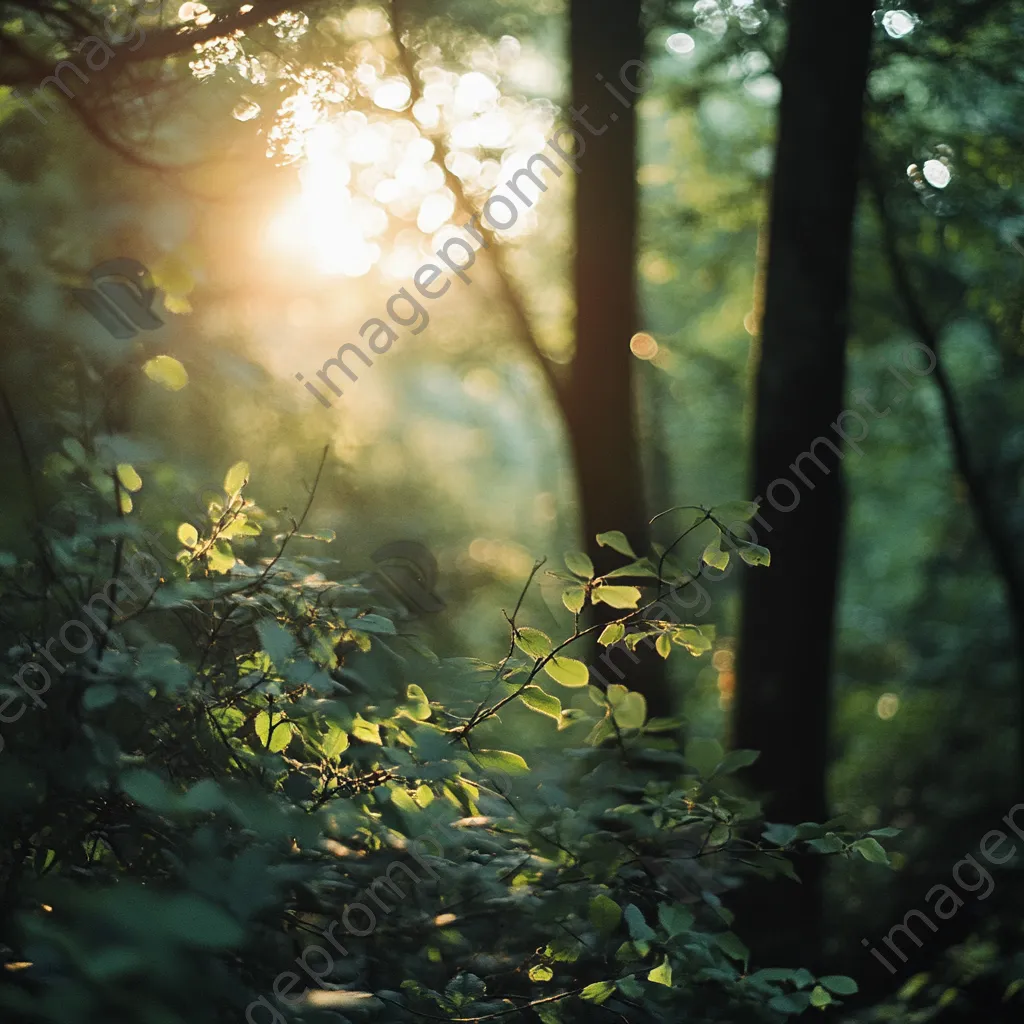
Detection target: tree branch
<box><xmin>389</xmin><ymin>0</ymin><xmax>566</xmax><ymax>410</ymax></box>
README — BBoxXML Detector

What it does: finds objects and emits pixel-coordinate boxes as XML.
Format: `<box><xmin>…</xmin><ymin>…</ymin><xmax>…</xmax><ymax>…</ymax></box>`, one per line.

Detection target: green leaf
<box><xmin>255</xmin><ymin>711</ymin><xmax>292</xmax><ymax>752</ymax></box>
<box><xmin>580</xmin><ymin>981</ymin><xmax>615</xmax><ymax>1005</ymax></box>
<box><xmin>793</xmin><ymin>968</ymin><xmax>815</xmax><ymax>990</ymax></box>
<box><xmin>868</xmin><ymin>827</ymin><xmax>902</xmax><ymax>838</ymax></box>
<box><xmin>562</xmin><ymin>585</ymin><xmax>586</xmax><ymax>614</ymax></box>
<box><xmin>712</xmin><ymin>500</ymin><xmax>760</xmax><ymax>523</ymax></box>
<box><xmin>715</xmin><ymin>749</ymin><xmax>759</xmax><ymax>775</ymax></box>
<box><xmin>598</xmin><ymin>622</ymin><xmax>625</xmax><ymax>646</ymax></box>
<box><xmin>473</xmin><ymin>749</ymin><xmax>529</xmax><ymax>775</ymax></box>
<box><xmin>589</xmin><ymin>894</ymin><xmax>622</xmax><ymax>934</ymax></box>
<box><xmin>515</xmin><ymin>627</ymin><xmax>553</xmax><ymax>659</ymax></box>
<box><xmin>322</xmin><ymin>726</ymin><xmax>349</xmax><ymax>758</ymax></box>
<box><xmin>223</xmin><ymin>460</ymin><xmax>250</xmax><ymax>497</ymax></box>
<box><xmin>544</xmin><ymin>656</ymin><xmax>589</xmax><ymax>688</ymax></box>
<box><xmin>810</xmin><ymin>986</ymin><xmax>832</xmax><ymax>1008</ymax></box>
<box><xmin>612</xmin><ymin>691</ymin><xmax>646</xmax><ymax>730</ymax></box>
<box><xmin>177</xmin><ymin>522</ymin><xmax>199</xmax><ymax>548</ymax></box>
<box><xmin>206</xmin><ymin>541</ymin><xmax>235</xmax><ymax>574</ymax></box>
<box><xmin>521</xmin><ymin>685</ymin><xmax>563</xmax><ymax>720</ymax></box>
<box><xmin>564</xmin><ymin>551</ymin><xmax>595</xmax><ymax>579</ymax></box>
<box><xmin>528</xmin><ymin>965</ymin><xmax>553</xmax><ymax>982</ymax></box>
<box><xmin>121</xmin><ymin>769</ymin><xmax>175</xmax><ymax>812</ymax></box>
<box><xmin>655</xmin><ymin>633</ymin><xmax>671</xmax><ymax>659</ymax></box>
<box><xmin>685</xmin><ymin>737</ymin><xmax>724</xmax><ymax>778</ymax></box>
<box><xmin>351</xmin><ymin>715</ymin><xmax>382</xmax><ymax>745</ymax></box>
<box><xmin>808</xmin><ymin>834</ymin><xmax>845</xmax><ymax>854</ymax></box>
<box><xmin>648</xmin><ymin>958</ymin><xmax>673</xmax><ymax>987</ymax></box>
<box><xmin>623</xmin><ymin>904</ymin><xmax>656</xmax><ymax>942</ymax></box>
<box><xmin>657</xmin><ymin>904</ymin><xmax>694</xmax><ymax>937</ymax></box>
<box><xmin>603</xmin><ymin>558</ymin><xmax>660</xmax><ymax>579</ymax></box>
<box><xmin>83</xmin><ymin>683</ymin><xmax>118</xmax><ymax>710</ymax></box>
<box><xmin>143</xmin><ymin>354</ymin><xmax>188</xmax><ymax>391</ymax></box>
<box><xmin>763</xmin><ymin>822</ymin><xmax>799</xmax><ymax>846</ymax></box>
<box><xmin>819</xmin><ymin>976</ymin><xmax>858</xmax><ymax>996</ymax></box>
<box><xmin>673</xmin><ymin>626</ymin><xmax>713</xmax><ymax>656</ymax></box>
<box><xmin>748</xmin><ymin>968</ymin><xmax>798</xmax><ymax>984</ymax></box>
<box><xmin>596</xmin><ymin>530</ymin><xmax>636</xmax><ymax>558</ymax></box>
<box><xmin>404</xmin><ymin>683</ymin><xmax>432</xmax><ymax>721</ymax></box>
<box><xmin>851</xmin><ymin>837</ymin><xmax>890</xmax><ymax>865</ymax></box>
<box><xmin>592</xmin><ymin>585</ymin><xmax>641</xmax><ymax>610</ymax></box>
<box><xmin>769</xmin><ymin>992</ymin><xmax>811</xmax><ymax>1014</ymax></box>
<box><xmin>255</xmin><ymin>619</ymin><xmax>296</xmax><ymax>668</ymax></box>
<box><xmin>116</xmin><ymin>463</ymin><xmax>143</xmax><ymax>492</ymax></box>
<box><xmin>701</xmin><ymin>535</ymin><xmax>729</xmax><ymax>571</ymax></box>
<box><xmin>738</xmin><ymin>544</ymin><xmax>771</xmax><ymax>567</ymax></box>
<box><xmin>714</xmin><ymin>932</ymin><xmax>749</xmax><ymax>966</ymax></box>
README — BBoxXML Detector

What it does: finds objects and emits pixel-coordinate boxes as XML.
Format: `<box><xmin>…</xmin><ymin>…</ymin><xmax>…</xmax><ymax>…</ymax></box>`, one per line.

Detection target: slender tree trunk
<box><xmin>564</xmin><ymin>0</ymin><xmax>668</xmax><ymax>716</ymax></box>
<box><xmin>732</xmin><ymin>0</ymin><xmax>874</xmax><ymax>968</ymax></box>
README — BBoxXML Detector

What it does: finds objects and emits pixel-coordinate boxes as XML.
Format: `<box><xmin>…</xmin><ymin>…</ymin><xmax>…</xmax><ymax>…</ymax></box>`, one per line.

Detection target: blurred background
<box><xmin>1</xmin><ymin>0</ymin><xmax>1023</xmax><ymax>1016</ymax></box>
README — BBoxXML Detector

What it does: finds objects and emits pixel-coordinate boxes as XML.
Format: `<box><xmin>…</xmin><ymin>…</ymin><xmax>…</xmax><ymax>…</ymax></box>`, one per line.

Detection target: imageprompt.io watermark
<box><xmin>73</xmin><ymin>257</ymin><xmax>164</xmax><ymax>340</ymax></box>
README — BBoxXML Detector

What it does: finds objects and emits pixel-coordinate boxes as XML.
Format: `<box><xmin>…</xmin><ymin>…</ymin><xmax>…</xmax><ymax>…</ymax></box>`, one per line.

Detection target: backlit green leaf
<box><xmin>515</xmin><ymin>627</ymin><xmax>552</xmax><ymax>659</ymax></box>
<box><xmin>561</xmin><ymin>585</ymin><xmax>586</xmax><ymax>614</ymax></box>
<box><xmin>596</xmin><ymin>530</ymin><xmax>636</xmax><ymax>558</ymax></box>
<box><xmin>648</xmin><ymin>958</ymin><xmax>673</xmax><ymax>987</ymax></box>
<box><xmin>592</xmin><ymin>585</ymin><xmax>641</xmax><ymax>610</ymax></box>
<box><xmin>143</xmin><ymin>355</ymin><xmax>188</xmax><ymax>391</ymax></box>
<box><xmin>223</xmin><ymin>460</ymin><xmax>250</xmax><ymax>497</ymax></box>
<box><xmin>521</xmin><ymin>685</ymin><xmax>562</xmax><ymax>719</ymax></box>
<box><xmin>543</xmin><ymin>656</ymin><xmax>589</xmax><ymax>688</ymax></box>
<box><xmin>598</xmin><ymin>622</ymin><xmax>625</xmax><ymax>646</ymax></box>
<box><xmin>564</xmin><ymin>551</ymin><xmax>595</xmax><ymax>579</ymax></box>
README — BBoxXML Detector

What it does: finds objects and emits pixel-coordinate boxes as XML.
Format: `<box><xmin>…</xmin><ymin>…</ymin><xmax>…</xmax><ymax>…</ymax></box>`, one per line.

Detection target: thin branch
<box><xmin>389</xmin><ymin>0</ymin><xmax>566</xmax><ymax>409</ymax></box>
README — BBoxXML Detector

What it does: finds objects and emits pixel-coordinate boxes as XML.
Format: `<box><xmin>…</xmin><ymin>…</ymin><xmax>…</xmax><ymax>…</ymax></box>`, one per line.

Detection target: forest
<box><xmin>0</xmin><ymin>0</ymin><xmax>1022</xmax><ymax>1021</ymax></box>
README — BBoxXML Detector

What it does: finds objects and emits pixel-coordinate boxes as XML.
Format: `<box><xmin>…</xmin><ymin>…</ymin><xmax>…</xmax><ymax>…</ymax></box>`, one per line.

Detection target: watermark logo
<box><xmin>73</xmin><ymin>257</ymin><xmax>163</xmax><ymax>340</ymax></box>
<box><xmin>368</xmin><ymin>540</ymin><xmax>444</xmax><ymax>615</ymax></box>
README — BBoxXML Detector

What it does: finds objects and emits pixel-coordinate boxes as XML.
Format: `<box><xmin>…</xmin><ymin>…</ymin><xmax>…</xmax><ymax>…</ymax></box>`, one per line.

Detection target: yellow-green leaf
<box><xmin>142</xmin><ymin>355</ymin><xmax>188</xmax><ymax>391</ymax></box>
<box><xmin>562</xmin><ymin>585</ymin><xmax>586</xmax><ymax>614</ymax></box>
<box><xmin>515</xmin><ymin>627</ymin><xmax>552</xmax><ymax>659</ymax></box>
<box><xmin>592</xmin><ymin>585</ymin><xmax>641</xmax><ymax>610</ymax></box>
<box><xmin>529</xmin><ymin>965</ymin><xmax>553</xmax><ymax>983</ymax></box>
<box><xmin>739</xmin><ymin>543</ymin><xmax>770</xmax><ymax>566</ymax></box>
<box><xmin>613</xmin><ymin>691</ymin><xmax>646</xmax><ymax>730</ymax></box>
<box><xmin>255</xmin><ymin>711</ymin><xmax>292</xmax><ymax>753</ymax></box>
<box><xmin>702</xmin><ymin>535</ymin><xmax>729</xmax><ymax>570</ymax></box>
<box><xmin>810</xmin><ymin>985</ymin><xmax>832</xmax><ymax>1007</ymax></box>
<box><xmin>581</xmin><ymin>981</ymin><xmax>615</xmax><ymax>1005</ymax></box>
<box><xmin>598</xmin><ymin>622</ymin><xmax>625</xmax><ymax>646</ymax></box>
<box><xmin>351</xmin><ymin>715</ymin><xmax>382</xmax><ymax>745</ymax></box>
<box><xmin>473</xmin><ymin>749</ymin><xmax>529</xmax><ymax>775</ymax></box>
<box><xmin>322</xmin><ymin>726</ymin><xmax>349</xmax><ymax>758</ymax></box>
<box><xmin>223</xmin><ymin>461</ymin><xmax>250</xmax><ymax>497</ymax></box>
<box><xmin>648</xmin><ymin>957</ymin><xmax>673</xmax><ymax>987</ymax></box>
<box><xmin>595</xmin><ymin>530</ymin><xmax>636</xmax><ymax>558</ymax></box>
<box><xmin>177</xmin><ymin>522</ymin><xmax>199</xmax><ymax>548</ymax></box>
<box><xmin>656</xmin><ymin>633</ymin><xmax>671</xmax><ymax>659</ymax></box>
<box><xmin>206</xmin><ymin>541</ymin><xmax>235</xmax><ymax>574</ymax></box>
<box><xmin>520</xmin><ymin>685</ymin><xmax>562</xmax><ymax>719</ymax></box>
<box><xmin>116</xmin><ymin>463</ymin><xmax>143</xmax><ymax>492</ymax></box>
<box><xmin>543</xmin><ymin>656</ymin><xmax>589</xmax><ymax>688</ymax></box>
<box><xmin>564</xmin><ymin>551</ymin><xmax>595</xmax><ymax>579</ymax></box>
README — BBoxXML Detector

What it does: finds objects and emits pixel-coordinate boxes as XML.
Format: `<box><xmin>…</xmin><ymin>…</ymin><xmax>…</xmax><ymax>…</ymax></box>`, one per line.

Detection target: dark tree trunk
<box><xmin>732</xmin><ymin>0</ymin><xmax>875</xmax><ymax>968</ymax></box>
<box><xmin>564</xmin><ymin>0</ymin><xmax>668</xmax><ymax>716</ymax></box>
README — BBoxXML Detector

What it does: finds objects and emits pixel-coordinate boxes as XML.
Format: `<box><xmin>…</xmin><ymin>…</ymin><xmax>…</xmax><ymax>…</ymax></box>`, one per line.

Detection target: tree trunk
<box><xmin>732</xmin><ymin>0</ymin><xmax>875</xmax><ymax>968</ymax></box>
<box><xmin>564</xmin><ymin>0</ymin><xmax>668</xmax><ymax>716</ymax></box>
